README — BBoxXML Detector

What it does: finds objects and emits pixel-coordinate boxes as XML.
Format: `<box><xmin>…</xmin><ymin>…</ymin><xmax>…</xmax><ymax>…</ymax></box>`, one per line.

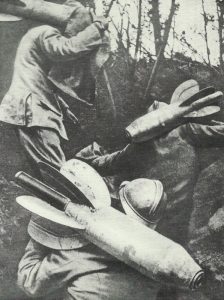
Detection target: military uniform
<box><xmin>0</xmin><ymin>22</ymin><xmax>108</xmax><ymax>162</ymax></box>
<box><xmin>0</xmin><ymin>21</ymin><xmax>110</xmax><ymax>250</ymax></box>
<box><xmin>18</xmin><ymin>239</ymin><xmax>159</xmax><ymax>300</ymax></box>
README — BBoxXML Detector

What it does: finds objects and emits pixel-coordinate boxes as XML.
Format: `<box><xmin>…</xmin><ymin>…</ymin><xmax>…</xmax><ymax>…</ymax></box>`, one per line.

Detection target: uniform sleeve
<box><xmin>17</xmin><ymin>239</ymin><xmax>78</xmax><ymax>297</ymax></box>
<box><xmin>75</xmin><ymin>142</ymin><xmax>144</xmax><ymax>177</ymax></box>
<box><xmin>38</xmin><ymin>24</ymin><xmax>103</xmax><ymax>62</ymax></box>
<box><xmin>183</xmin><ymin>120</ymin><xmax>224</xmax><ymax>147</ymax></box>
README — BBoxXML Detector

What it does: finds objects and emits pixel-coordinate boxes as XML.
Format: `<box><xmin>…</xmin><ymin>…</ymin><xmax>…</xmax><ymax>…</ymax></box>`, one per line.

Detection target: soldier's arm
<box><xmin>182</xmin><ymin>119</ymin><xmax>224</xmax><ymax>148</ymax></box>
<box><xmin>75</xmin><ymin>142</ymin><xmax>146</xmax><ymax>177</ymax></box>
<box><xmin>37</xmin><ymin>23</ymin><xmax>105</xmax><ymax>62</ymax></box>
<box><xmin>17</xmin><ymin>239</ymin><xmax>77</xmax><ymax>297</ymax></box>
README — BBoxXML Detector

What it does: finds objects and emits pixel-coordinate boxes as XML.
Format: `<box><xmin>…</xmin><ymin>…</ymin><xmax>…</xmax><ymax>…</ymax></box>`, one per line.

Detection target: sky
<box><xmin>95</xmin><ymin>0</ymin><xmax>220</xmax><ymax>65</ymax></box>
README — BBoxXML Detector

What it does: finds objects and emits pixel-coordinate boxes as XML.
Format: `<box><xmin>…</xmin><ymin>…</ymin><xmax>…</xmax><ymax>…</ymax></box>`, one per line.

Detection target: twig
<box><xmin>144</xmin><ymin>0</ymin><xmax>176</xmax><ymax>100</ymax></box>
<box><xmin>105</xmin><ymin>0</ymin><xmax>116</xmax><ymax>18</ymax></box>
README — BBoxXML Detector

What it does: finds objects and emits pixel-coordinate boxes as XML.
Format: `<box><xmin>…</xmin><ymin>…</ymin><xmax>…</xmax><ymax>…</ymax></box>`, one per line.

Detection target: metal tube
<box><xmin>15</xmin><ymin>171</ymin><xmax>70</xmax><ymax>210</ymax></box>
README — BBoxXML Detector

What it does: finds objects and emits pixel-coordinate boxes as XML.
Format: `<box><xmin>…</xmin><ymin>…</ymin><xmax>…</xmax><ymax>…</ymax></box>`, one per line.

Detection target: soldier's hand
<box><xmin>90</xmin><ymin>11</ymin><xmax>110</xmax><ymax>31</ymax></box>
<box><xmin>94</xmin><ymin>16</ymin><xmax>110</xmax><ymax>30</ymax></box>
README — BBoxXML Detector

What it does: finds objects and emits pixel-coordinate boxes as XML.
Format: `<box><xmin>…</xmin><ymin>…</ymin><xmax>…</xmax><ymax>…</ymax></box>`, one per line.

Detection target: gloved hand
<box><xmin>90</xmin><ymin>10</ymin><xmax>110</xmax><ymax>32</ymax></box>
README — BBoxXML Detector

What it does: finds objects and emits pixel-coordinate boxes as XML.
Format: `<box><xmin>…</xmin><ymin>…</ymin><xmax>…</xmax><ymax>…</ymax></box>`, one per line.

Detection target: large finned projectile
<box><xmin>16</xmin><ymin>171</ymin><xmax>204</xmax><ymax>291</ymax></box>
<box><xmin>0</xmin><ymin>0</ymin><xmax>74</xmax><ymax>26</ymax></box>
<box><xmin>126</xmin><ymin>80</ymin><xmax>223</xmax><ymax>143</ymax></box>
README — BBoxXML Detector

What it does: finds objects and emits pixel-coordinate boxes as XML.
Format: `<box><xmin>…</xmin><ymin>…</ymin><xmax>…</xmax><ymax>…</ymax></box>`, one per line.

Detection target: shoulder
<box><xmin>25</xmin><ymin>25</ymin><xmax>61</xmax><ymax>40</ymax></box>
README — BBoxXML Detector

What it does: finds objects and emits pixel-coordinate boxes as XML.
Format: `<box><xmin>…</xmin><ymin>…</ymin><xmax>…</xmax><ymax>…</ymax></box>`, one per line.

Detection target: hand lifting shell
<box><xmin>126</xmin><ymin>80</ymin><xmax>223</xmax><ymax>143</ymax></box>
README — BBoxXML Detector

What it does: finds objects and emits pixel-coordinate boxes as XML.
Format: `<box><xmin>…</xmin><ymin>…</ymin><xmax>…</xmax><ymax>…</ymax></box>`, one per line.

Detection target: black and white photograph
<box><xmin>0</xmin><ymin>0</ymin><xmax>224</xmax><ymax>299</ymax></box>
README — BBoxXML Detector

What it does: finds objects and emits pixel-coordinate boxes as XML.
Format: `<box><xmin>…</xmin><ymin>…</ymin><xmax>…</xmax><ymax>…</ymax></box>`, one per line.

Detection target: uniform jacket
<box><xmin>0</xmin><ymin>23</ymin><xmax>109</xmax><ymax>140</ymax></box>
<box><xmin>0</xmin><ymin>23</ymin><xmax>109</xmax><ymax>250</ymax></box>
<box><xmin>18</xmin><ymin>240</ymin><xmax>159</xmax><ymax>300</ymax></box>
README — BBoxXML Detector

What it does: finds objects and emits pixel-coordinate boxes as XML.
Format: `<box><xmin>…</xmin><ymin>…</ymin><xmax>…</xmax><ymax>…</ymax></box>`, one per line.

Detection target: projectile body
<box><xmin>0</xmin><ymin>0</ymin><xmax>74</xmax><ymax>26</ymax></box>
<box><xmin>16</xmin><ymin>171</ymin><xmax>204</xmax><ymax>290</ymax></box>
<box><xmin>66</xmin><ymin>201</ymin><xmax>204</xmax><ymax>290</ymax></box>
<box><xmin>126</xmin><ymin>81</ymin><xmax>223</xmax><ymax>143</ymax></box>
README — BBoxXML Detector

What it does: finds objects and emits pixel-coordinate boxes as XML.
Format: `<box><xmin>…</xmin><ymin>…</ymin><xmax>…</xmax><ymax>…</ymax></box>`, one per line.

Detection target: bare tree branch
<box><xmin>216</xmin><ymin>0</ymin><xmax>224</xmax><ymax>74</ymax></box>
<box><xmin>126</xmin><ymin>15</ymin><xmax>131</xmax><ymax>60</ymax></box>
<box><xmin>102</xmin><ymin>0</ymin><xmax>117</xmax><ymax>119</ymax></box>
<box><xmin>144</xmin><ymin>0</ymin><xmax>176</xmax><ymax>101</ymax></box>
<box><xmin>201</xmin><ymin>0</ymin><xmax>211</xmax><ymax>66</ymax></box>
<box><xmin>134</xmin><ymin>0</ymin><xmax>142</xmax><ymax>60</ymax></box>
<box><xmin>170</xmin><ymin>13</ymin><xmax>176</xmax><ymax>58</ymax></box>
<box><xmin>104</xmin><ymin>0</ymin><xmax>116</xmax><ymax>18</ymax></box>
<box><xmin>175</xmin><ymin>31</ymin><xmax>221</xmax><ymax>75</ymax></box>
<box><xmin>130</xmin><ymin>0</ymin><xmax>143</xmax><ymax>79</ymax></box>
<box><xmin>150</xmin><ymin>0</ymin><xmax>162</xmax><ymax>56</ymax></box>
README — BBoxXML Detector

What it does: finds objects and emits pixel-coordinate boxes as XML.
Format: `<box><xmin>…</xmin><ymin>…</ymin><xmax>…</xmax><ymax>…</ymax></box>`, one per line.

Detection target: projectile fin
<box><xmin>170</xmin><ymin>79</ymin><xmax>199</xmax><ymax>104</ymax></box>
<box><xmin>184</xmin><ymin>105</ymin><xmax>220</xmax><ymax>118</ymax></box>
<box><xmin>16</xmin><ymin>195</ymin><xmax>85</xmax><ymax>229</ymax></box>
<box><xmin>180</xmin><ymin>87</ymin><xmax>216</xmax><ymax>107</ymax></box>
<box><xmin>39</xmin><ymin>162</ymin><xmax>94</xmax><ymax>208</ymax></box>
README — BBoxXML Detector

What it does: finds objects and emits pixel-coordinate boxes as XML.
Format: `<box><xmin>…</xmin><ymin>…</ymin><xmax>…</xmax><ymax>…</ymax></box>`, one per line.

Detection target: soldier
<box><xmin>0</xmin><ymin>0</ymin><xmax>110</xmax><ymax>177</ymax></box>
<box><xmin>0</xmin><ymin>1</ymin><xmax>112</xmax><ymax>256</ymax></box>
<box><xmin>17</xmin><ymin>173</ymin><xmax>167</xmax><ymax>300</ymax></box>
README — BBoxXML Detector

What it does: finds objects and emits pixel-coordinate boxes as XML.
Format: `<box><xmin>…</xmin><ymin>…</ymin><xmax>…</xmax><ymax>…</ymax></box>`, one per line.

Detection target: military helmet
<box><xmin>119</xmin><ymin>178</ymin><xmax>167</xmax><ymax>229</ymax></box>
